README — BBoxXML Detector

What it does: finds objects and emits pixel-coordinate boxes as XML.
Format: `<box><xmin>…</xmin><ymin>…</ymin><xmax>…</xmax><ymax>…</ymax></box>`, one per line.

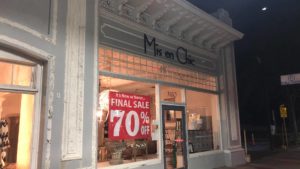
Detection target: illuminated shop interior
<box><xmin>97</xmin><ymin>77</ymin><xmax>157</xmax><ymax>167</ymax></box>
<box><xmin>0</xmin><ymin>60</ymin><xmax>35</xmax><ymax>169</ymax></box>
<box><xmin>97</xmin><ymin>47</ymin><xmax>220</xmax><ymax>168</ymax></box>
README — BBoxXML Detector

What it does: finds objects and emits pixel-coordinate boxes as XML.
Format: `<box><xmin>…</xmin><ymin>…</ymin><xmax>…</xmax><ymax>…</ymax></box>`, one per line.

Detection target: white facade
<box><xmin>0</xmin><ymin>0</ymin><xmax>244</xmax><ymax>169</ymax></box>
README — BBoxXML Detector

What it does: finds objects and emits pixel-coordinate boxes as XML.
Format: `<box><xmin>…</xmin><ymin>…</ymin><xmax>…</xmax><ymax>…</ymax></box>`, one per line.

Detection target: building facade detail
<box><xmin>0</xmin><ymin>0</ymin><xmax>244</xmax><ymax>169</ymax></box>
<box><xmin>62</xmin><ymin>0</ymin><xmax>86</xmax><ymax>161</ymax></box>
<box><xmin>0</xmin><ymin>0</ymin><xmax>58</xmax><ymax>44</ymax></box>
<box><xmin>99</xmin><ymin>0</ymin><xmax>242</xmax><ymax>52</ymax></box>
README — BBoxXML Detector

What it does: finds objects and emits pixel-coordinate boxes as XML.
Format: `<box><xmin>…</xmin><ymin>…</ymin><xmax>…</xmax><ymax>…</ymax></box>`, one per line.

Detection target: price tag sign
<box><xmin>108</xmin><ymin>91</ymin><xmax>151</xmax><ymax>140</ymax></box>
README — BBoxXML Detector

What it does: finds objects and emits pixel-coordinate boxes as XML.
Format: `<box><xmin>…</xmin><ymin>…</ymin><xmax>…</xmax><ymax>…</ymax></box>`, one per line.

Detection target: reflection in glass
<box><xmin>186</xmin><ymin>90</ymin><xmax>220</xmax><ymax>153</ymax></box>
<box><xmin>163</xmin><ymin>108</ymin><xmax>186</xmax><ymax>169</ymax></box>
<box><xmin>99</xmin><ymin>47</ymin><xmax>217</xmax><ymax>91</ymax></box>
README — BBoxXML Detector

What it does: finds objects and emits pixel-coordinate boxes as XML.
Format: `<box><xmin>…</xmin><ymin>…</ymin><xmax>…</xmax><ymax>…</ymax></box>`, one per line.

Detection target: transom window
<box><xmin>99</xmin><ymin>47</ymin><xmax>217</xmax><ymax>91</ymax></box>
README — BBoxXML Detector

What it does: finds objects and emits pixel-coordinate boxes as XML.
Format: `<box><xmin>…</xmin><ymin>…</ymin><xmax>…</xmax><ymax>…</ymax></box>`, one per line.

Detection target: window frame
<box><xmin>0</xmin><ymin>49</ymin><xmax>44</xmax><ymax>169</ymax></box>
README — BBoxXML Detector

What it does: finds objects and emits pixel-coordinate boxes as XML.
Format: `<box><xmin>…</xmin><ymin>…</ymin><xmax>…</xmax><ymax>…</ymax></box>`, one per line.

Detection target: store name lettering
<box><xmin>144</xmin><ymin>34</ymin><xmax>195</xmax><ymax>65</ymax></box>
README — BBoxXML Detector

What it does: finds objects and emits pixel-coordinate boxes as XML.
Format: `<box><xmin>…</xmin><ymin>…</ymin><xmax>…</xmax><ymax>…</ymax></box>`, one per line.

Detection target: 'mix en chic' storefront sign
<box><xmin>108</xmin><ymin>91</ymin><xmax>151</xmax><ymax>140</ymax></box>
<box><xmin>144</xmin><ymin>34</ymin><xmax>195</xmax><ymax>65</ymax></box>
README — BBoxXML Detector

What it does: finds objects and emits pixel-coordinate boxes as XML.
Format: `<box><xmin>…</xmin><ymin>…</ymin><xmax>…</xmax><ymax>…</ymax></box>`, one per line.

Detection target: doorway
<box><xmin>162</xmin><ymin>105</ymin><xmax>187</xmax><ymax>169</ymax></box>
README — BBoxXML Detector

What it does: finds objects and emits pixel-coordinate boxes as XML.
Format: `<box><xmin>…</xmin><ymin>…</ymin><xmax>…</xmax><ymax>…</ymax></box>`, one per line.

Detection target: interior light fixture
<box><xmin>262</xmin><ymin>7</ymin><xmax>268</xmax><ymax>11</ymax></box>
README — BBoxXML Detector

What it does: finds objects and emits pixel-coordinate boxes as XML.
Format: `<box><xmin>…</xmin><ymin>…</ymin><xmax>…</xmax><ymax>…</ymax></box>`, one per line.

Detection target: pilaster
<box><xmin>62</xmin><ymin>0</ymin><xmax>86</xmax><ymax>161</ymax></box>
<box><xmin>219</xmin><ymin>44</ymin><xmax>245</xmax><ymax>166</ymax></box>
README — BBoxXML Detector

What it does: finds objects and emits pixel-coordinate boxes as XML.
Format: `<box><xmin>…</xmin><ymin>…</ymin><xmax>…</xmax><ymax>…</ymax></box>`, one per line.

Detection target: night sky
<box><xmin>188</xmin><ymin>0</ymin><xmax>300</xmax><ymax>128</ymax></box>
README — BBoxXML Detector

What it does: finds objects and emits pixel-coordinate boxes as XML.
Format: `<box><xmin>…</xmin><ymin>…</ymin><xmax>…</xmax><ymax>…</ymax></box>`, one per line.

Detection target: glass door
<box><xmin>162</xmin><ymin>105</ymin><xmax>187</xmax><ymax>169</ymax></box>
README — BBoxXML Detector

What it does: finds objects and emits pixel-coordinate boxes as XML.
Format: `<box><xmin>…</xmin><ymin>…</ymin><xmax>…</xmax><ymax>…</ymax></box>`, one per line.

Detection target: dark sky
<box><xmin>188</xmin><ymin>0</ymin><xmax>300</xmax><ymax>127</ymax></box>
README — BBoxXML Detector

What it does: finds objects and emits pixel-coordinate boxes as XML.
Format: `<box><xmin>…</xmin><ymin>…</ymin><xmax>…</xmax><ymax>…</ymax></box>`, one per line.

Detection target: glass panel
<box><xmin>160</xmin><ymin>86</ymin><xmax>183</xmax><ymax>103</ymax></box>
<box><xmin>97</xmin><ymin>76</ymin><xmax>158</xmax><ymax>168</ymax></box>
<box><xmin>186</xmin><ymin>90</ymin><xmax>220</xmax><ymax>153</ymax></box>
<box><xmin>0</xmin><ymin>62</ymin><xmax>13</xmax><ymax>85</ymax></box>
<box><xmin>98</xmin><ymin>47</ymin><xmax>217</xmax><ymax>92</ymax></box>
<box><xmin>163</xmin><ymin>107</ymin><xmax>186</xmax><ymax>169</ymax></box>
<box><xmin>12</xmin><ymin>64</ymin><xmax>33</xmax><ymax>87</ymax></box>
<box><xmin>0</xmin><ymin>61</ymin><xmax>35</xmax><ymax>88</ymax></box>
<box><xmin>0</xmin><ymin>91</ymin><xmax>35</xmax><ymax>169</ymax></box>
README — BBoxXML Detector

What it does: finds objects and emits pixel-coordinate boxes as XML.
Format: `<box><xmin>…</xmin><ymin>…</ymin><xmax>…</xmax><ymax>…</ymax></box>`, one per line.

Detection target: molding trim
<box><xmin>0</xmin><ymin>0</ymin><xmax>58</xmax><ymax>44</ymax></box>
<box><xmin>45</xmin><ymin>56</ymin><xmax>55</xmax><ymax>169</ymax></box>
<box><xmin>62</xmin><ymin>0</ymin><xmax>86</xmax><ymax>160</ymax></box>
<box><xmin>224</xmin><ymin>147</ymin><xmax>244</xmax><ymax>154</ymax></box>
<box><xmin>77</xmin><ymin>167</ymin><xmax>93</xmax><ymax>169</ymax></box>
<box><xmin>173</xmin><ymin>0</ymin><xmax>243</xmax><ymax>39</ymax></box>
<box><xmin>90</xmin><ymin>0</ymin><xmax>99</xmax><ymax>168</ymax></box>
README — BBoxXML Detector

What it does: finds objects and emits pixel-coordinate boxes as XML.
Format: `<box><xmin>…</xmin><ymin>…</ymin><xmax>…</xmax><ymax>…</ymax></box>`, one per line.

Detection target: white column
<box><xmin>220</xmin><ymin>44</ymin><xmax>245</xmax><ymax>167</ymax></box>
<box><xmin>223</xmin><ymin>44</ymin><xmax>241</xmax><ymax>146</ymax></box>
<box><xmin>62</xmin><ymin>0</ymin><xmax>86</xmax><ymax>160</ymax></box>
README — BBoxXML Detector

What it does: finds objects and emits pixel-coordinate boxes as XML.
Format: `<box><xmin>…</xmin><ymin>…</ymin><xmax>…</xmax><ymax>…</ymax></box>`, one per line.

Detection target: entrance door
<box><xmin>162</xmin><ymin>105</ymin><xmax>187</xmax><ymax>169</ymax></box>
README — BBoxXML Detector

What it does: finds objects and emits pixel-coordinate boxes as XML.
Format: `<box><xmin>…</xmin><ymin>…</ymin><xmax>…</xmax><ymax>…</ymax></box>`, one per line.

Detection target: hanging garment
<box><xmin>0</xmin><ymin>119</ymin><xmax>10</xmax><ymax>169</ymax></box>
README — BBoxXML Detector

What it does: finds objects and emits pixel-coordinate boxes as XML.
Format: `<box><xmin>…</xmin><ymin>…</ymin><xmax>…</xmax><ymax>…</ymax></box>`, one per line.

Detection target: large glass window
<box><xmin>186</xmin><ymin>90</ymin><xmax>220</xmax><ymax>153</ymax></box>
<box><xmin>97</xmin><ymin>76</ymin><xmax>159</xmax><ymax>168</ymax></box>
<box><xmin>0</xmin><ymin>58</ymin><xmax>37</xmax><ymax>169</ymax></box>
<box><xmin>98</xmin><ymin>46</ymin><xmax>222</xmax><ymax>167</ymax></box>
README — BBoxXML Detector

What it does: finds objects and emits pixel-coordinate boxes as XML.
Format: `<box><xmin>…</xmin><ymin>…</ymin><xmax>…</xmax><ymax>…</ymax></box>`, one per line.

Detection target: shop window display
<box><xmin>186</xmin><ymin>90</ymin><xmax>220</xmax><ymax>153</ymax></box>
<box><xmin>97</xmin><ymin>76</ymin><xmax>158</xmax><ymax>167</ymax></box>
<box><xmin>0</xmin><ymin>60</ymin><xmax>36</xmax><ymax>169</ymax></box>
<box><xmin>98</xmin><ymin>47</ymin><xmax>221</xmax><ymax>167</ymax></box>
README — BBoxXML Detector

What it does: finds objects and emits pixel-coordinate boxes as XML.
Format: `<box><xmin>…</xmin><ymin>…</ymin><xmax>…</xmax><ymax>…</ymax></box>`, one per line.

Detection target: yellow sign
<box><xmin>280</xmin><ymin>104</ymin><xmax>287</xmax><ymax>118</ymax></box>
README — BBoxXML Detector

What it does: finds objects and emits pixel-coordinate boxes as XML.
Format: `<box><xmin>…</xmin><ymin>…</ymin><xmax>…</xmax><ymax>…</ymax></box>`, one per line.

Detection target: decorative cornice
<box><xmin>100</xmin><ymin>9</ymin><xmax>218</xmax><ymax>59</ymax></box>
<box><xmin>99</xmin><ymin>0</ymin><xmax>243</xmax><ymax>53</ymax></box>
<box><xmin>135</xmin><ymin>0</ymin><xmax>154</xmax><ymax>23</ymax></box>
<box><xmin>173</xmin><ymin>0</ymin><xmax>243</xmax><ymax>39</ymax></box>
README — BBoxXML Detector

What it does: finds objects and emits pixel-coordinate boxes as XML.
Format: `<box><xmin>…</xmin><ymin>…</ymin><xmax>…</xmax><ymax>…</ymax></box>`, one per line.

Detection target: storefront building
<box><xmin>0</xmin><ymin>0</ymin><xmax>243</xmax><ymax>169</ymax></box>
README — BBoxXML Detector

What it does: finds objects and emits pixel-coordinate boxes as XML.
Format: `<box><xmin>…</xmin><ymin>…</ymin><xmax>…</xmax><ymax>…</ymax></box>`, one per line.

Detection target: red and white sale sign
<box><xmin>108</xmin><ymin>91</ymin><xmax>151</xmax><ymax>140</ymax></box>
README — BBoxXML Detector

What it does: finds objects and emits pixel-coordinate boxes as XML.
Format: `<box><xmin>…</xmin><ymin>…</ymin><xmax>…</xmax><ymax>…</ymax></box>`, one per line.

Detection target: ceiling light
<box><xmin>262</xmin><ymin>7</ymin><xmax>268</xmax><ymax>11</ymax></box>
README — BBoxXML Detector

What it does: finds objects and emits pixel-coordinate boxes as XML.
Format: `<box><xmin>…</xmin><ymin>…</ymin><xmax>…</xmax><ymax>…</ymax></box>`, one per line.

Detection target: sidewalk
<box><xmin>216</xmin><ymin>146</ymin><xmax>300</xmax><ymax>169</ymax></box>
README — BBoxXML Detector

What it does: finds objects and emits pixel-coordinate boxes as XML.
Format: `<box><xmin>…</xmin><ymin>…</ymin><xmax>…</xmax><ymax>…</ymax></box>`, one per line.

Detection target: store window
<box><xmin>0</xmin><ymin>58</ymin><xmax>38</xmax><ymax>169</ymax></box>
<box><xmin>98</xmin><ymin>46</ymin><xmax>221</xmax><ymax>166</ymax></box>
<box><xmin>160</xmin><ymin>86</ymin><xmax>183</xmax><ymax>103</ymax></box>
<box><xmin>186</xmin><ymin>90</ymin><xmax>220</xmax><ymax>153</ymax></box>
<box><xmin>97</xmin><ymin>76</ymin><xmax>159</xmax><ymax>167</ymax></box>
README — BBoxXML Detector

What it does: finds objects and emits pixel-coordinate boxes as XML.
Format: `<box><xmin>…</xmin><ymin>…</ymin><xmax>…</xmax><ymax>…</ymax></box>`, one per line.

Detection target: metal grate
<box><xmin>99</xmin><ymin>47</ymin><xmax>217</xmax><ymax>91</ymax></box>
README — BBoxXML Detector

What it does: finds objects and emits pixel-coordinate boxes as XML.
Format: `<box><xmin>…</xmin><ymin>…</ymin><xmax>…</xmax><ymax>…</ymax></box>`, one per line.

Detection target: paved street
<box><xmin>216</xmin><ymin>146</ymin><xmax>300</xmax><ymax>169</ymax></box>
